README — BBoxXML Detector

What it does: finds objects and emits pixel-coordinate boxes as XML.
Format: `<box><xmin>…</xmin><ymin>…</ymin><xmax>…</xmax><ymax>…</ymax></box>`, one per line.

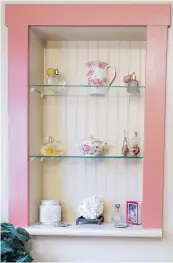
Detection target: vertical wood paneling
<box><xmin>43</xmin><ymin>40</ymin><xmax>145</xmax><ymax>222</ymax></box>
<box><xmin>118</xmin><ymin>42</ymin><xmax>130</xmax><ymax>205</ymax></box>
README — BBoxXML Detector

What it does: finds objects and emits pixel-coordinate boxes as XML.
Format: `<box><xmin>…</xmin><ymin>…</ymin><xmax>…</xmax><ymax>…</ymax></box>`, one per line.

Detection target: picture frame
<box><xmin>126</xmin><ymin>201</ymin><xmax>142</xmax><ymax>225</ymax></box>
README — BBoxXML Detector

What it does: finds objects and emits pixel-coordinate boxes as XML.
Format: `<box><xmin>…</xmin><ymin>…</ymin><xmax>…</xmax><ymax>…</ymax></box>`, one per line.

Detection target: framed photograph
<box><xmin>126</xmin><ymin>201</ymin><xmax>142</xmax><ymax>225</ymax></box>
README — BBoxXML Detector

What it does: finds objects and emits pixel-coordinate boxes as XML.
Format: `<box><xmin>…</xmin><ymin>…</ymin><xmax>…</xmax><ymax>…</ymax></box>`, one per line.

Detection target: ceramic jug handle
<box><xmin>105</xmin><ymin>65</ymin><xmax>116</xmax><ymax>86</ymax></box>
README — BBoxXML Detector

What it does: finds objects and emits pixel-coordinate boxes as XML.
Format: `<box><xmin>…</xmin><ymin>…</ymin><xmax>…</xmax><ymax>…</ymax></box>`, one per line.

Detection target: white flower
<box><xmin>78</xmin><ymin>196</ymin><xmax>104</xmax><ymax>219</ymax></box>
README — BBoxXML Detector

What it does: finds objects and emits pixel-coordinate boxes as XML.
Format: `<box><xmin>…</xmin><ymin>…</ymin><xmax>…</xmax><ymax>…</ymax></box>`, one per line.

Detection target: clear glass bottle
<box><xmin>46</xmin><ymin>68</ymin><xmax>67</xmax><ymax>95</ymax></box>
<box><xmin>121</xmin><ymin>130</ymin><xmax>129</xmax><ymax>156</ymax></box>
<box><xmin>112</xmin><ymin>204</ymin><xmax>128</xmax><ymax>228</ymax></box>
<box><xmin>127</xmin><ymin>72</ymin><xmax>139</xmax><ymax>94</ymax></box>
<box><xmin>112</xmin><ymin>204</ymin><xmax>122</xmax><ymax>225</ymax></box>
<box><xmin>47</xmin><ymin>68</ymin><xmax>66</xmax><ymax>86</ymax></box>
<box><xmin>130</xmin><ymin>132</ymin><xmax>140</xmax><ymax>156</ymax></box>
<box><xmin>129</xmin><ymin>72</ymin><xmax>139</xmax><ymax>86</ymax></box>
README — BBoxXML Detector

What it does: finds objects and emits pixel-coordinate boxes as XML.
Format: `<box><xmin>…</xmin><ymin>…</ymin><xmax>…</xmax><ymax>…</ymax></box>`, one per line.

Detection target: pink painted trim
<box><xmin>143</xmin><ymin>26</ymin><xmax>168</xmax><ymax>229</ymax></box>
<box><xmin>8</xmin><ymin>25</ymin><xmax>29</xmax><ymax>226</ymax></box>
<box><xmin>5</xmin><ymin>4</ymin><xmax>171</xmax><ymax>26</ymax></box>
<box><xmin>126</xmin><ymin>201</ymin><xmax>139</xmax><ymax>225</ymax></box>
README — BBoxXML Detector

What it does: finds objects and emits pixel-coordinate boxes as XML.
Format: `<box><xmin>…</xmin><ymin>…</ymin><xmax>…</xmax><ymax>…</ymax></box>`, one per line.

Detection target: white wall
<box><xmin>1</xmin><ymin>1</ymin><xmax>173</xmax><ymax>262</ymax></box>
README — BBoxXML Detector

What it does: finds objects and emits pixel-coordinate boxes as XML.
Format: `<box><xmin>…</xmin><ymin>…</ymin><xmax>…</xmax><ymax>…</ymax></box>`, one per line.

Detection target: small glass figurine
<box><xmin>121</xmin><ymin>130</ymin><xmax>129</xmax><ymax>156</ymax></box>
<box><xmin>112</xmin><ymin>204</ymin><xmax>128</xmax><ymax>228</ymax></box>
<box><xmin>130</xmin><ymin>132</ymin><xmax>140</xmax><ymax>156</ymax></box>
<box><xmin>40</xmin><ymin>136</ymin><xmax>65</xmax><ymax>156</ymax></box>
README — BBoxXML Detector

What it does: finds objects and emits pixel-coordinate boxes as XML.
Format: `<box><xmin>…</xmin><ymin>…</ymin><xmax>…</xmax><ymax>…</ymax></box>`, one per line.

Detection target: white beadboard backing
<box><xmin>36</xmin><ymin>40</ymin><xmax>146</xmax><ymax>222</ymax></box>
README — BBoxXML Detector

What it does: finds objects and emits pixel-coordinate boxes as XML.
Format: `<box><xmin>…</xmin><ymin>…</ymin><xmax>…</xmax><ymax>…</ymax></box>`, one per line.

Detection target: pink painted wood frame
<box><xmin>5</xmin><ymin>4</ymin><xmax>170</xmax><ymax>228</ymax></box>
<box><xmin>5</xmin><ymin>4</ymin><xmax>170</xmax><ymax>26</ymax></box>
<box><xmin>143</xmin><ymin>26</ymin><xmax>168</xmax><ymax>229</ymax></box>
<box><xmin>8</xmin><ymin>25</ymin><xmax>29</xmax><ymax>226</ymax></box>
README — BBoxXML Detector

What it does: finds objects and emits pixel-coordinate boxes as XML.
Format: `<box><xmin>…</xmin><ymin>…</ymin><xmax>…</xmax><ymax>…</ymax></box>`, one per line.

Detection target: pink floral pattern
<box><xmin>86</xmin><ymin>61</ymin><xmax>108</xmax><ymax>69</ymax></box>
<box><xmin>87</xmin><ymin>69</ymin><xmax>94</xmax><ymax>77</ymax></box>
<box><xmin>82</xmin><ymin>144</ymin><xmax>91</xmax><ymax>154</ymax></box>
<box><xmin>86</xmin><ymin>61</ymin><xmax>109</xmax><ymax>87</ymax></box>
<box><xmin>88</xmin><ymin>78</ymin><xmax>108</xmax><ymax>87</ymax></box>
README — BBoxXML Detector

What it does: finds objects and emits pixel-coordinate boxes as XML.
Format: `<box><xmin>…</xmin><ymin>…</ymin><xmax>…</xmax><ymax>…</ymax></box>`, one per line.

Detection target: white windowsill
<box><xmin>25</xmin><ymin>223</ymin><xmax>162</xmax><ymax>238</ymax></box>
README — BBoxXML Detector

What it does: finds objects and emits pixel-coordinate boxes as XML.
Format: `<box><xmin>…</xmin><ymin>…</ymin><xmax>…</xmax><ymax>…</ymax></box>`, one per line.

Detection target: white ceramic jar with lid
<box><xmin>40</xmin><ymin>200</ymin><xmax>61</xmax><ymax>224</ymax></box>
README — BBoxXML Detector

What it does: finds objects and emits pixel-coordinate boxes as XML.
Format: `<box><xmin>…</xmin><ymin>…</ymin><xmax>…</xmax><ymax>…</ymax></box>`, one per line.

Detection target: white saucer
<box><xmin>114</xmin><ymin>223</ymin><xmax>129</xmax><ymax>228</ymax></box>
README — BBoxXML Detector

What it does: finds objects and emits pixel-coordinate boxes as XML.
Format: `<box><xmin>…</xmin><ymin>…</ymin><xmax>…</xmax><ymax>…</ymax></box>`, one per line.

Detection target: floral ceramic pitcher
<box><xmin>86</xmin><ymin>61</ymin><xmax>116</xmax><ymax>87</ymax></box>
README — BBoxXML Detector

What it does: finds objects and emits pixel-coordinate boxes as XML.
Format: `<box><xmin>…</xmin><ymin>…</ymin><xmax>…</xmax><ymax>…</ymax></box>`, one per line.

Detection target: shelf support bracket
<box><xmin>31</xmin><ymin>86</ymin><xmax>35</xmax><ymax>92</ymax></box>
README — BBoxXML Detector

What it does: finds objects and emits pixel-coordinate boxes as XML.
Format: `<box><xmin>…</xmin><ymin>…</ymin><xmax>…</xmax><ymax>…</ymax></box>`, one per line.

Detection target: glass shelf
<box><xmin>30</xmin><ymin>84</ymin><xmax>145</xmax><ymax>97</ymax></box>
<box><xmin>31</xmin><ymin>84</ymin><xmax>145</xmax><ymax>88</ymax></box>
<box><xmin>30</xmin><ymin>155</ymin><xmax>143</xmax><ymax>160</ymax></box>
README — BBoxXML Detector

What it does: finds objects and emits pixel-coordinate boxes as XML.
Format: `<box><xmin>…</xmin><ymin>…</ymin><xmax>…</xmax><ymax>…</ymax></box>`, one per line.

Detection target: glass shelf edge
<box><xmin>30</xmin><ymin>84</ymin><xmax>145</xmax><ymax>88</ymax></box>
<box><xmin>30</xmin><ymin>155</ymin><xmax>143</xmax><ymax>159</ymax></box>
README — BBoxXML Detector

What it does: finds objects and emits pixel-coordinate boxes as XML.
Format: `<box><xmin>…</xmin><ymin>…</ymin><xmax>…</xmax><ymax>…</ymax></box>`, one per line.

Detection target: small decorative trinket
<box><xmin>77</xmin><ymin>135</ymin><xmax>107</xmax><ymax>156</ymax></box>
<box><xmin>46</xmin><ymin>68</ymin><xmax>67</xmax><ymax>95</ymax></box>
<box><xmin>40</xmin><ymin>200</ymin><xmax>62</xmax><ymax>224</ymax></box>
<box><xmin>78</xmin><ymin>196</ymin><xmax>104</xmax><ymax>220</ymax></box>
<box><xmin>130</xmin><ymin>132</ymin><xmax>140</xmax><ymax>156</ymax></box>
<box><xmin>46</xmin><ymin>68</ymin><xmax>66</xmax><ymax>86</ymax></box>
<box><xmin>76</xmin><ymin>215</ymin><xmax>104</xmax><ymax>225</ymax></box>
<box><xmin>54</xmin><ymin>222</ymin><xmax>70</xmax><ymax>227</ymax></box>
<box><xmin>121</xmin><ymin>130</ymin><xmax>129</xmax><ymax>156</ymax></box>
<box><xmin>112</xmin><ymin>204</ymin><xmax>128</xmax><ymax>228</ymax></box>
<box><xmin>126</xmin><ymin>201</ymin><xmax>142</xmax><ymax>225</ymax></box>
<box><xmin>40</xmin><ymin>136</ymin><xmax>65</xmax><ymax>156</ymax></box>
<box><xmin>123</xmin><ymin>72</ymin><xmax>139</xmax><ymax>93</ymax></box>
